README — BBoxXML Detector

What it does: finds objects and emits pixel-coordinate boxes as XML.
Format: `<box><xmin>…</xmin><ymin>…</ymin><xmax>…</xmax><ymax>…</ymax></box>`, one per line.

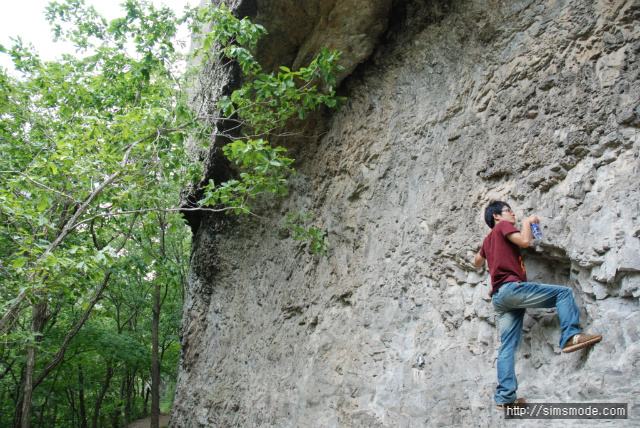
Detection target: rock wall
<box><xmin>172</xmin><ymin>0</ymin><xmax>640</xmax><ymax>426</ymax></box>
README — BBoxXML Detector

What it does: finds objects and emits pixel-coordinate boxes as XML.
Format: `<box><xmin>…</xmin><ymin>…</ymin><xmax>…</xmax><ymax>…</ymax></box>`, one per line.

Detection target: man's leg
<box><xmin>491</xmin><ymin>281</ymin><xmax>601</xmax><ymax>405</ymax></box>
<box><xmin>493</xmin><ymin>307</ymin><xmax>525</xmax><ymax>405</ymax></box>
<box><xmin>494</xmin><ymin>282</ymin><xmax>582</xmax><ymax>348</ymax></box>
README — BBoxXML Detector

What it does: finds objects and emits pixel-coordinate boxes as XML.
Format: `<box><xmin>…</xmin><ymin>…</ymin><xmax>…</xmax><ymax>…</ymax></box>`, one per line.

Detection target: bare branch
<box><xmin>71</xmin><ymin>205</ymin><xmax>247</xmax><ymax>230</ymax></box>
<box><xmin>0</xmin><ymin>171</ymin><xmax>81</xmax><ymax>203</ymax></box>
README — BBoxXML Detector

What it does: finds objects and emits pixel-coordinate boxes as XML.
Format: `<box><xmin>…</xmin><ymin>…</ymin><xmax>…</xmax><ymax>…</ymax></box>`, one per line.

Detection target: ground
<box><xmin>126</xmin><ymin>414</ymin><xmax>170</xmax><ymax>428</ymax></box>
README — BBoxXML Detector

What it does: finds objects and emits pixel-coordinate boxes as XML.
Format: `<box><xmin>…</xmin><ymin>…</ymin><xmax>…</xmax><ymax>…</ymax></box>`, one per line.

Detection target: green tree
<box><xmin>0</xmin><ymin>1</ymin><xmax>344</xmax><ymax>426</ymax></box>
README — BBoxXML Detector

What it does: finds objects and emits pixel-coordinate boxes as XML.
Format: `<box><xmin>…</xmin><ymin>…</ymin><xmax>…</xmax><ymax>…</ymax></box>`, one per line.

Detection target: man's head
<box><xmin>484</xmin><ymin>201</ymin><xmax>516</xmax><ymax>228</ymax></box>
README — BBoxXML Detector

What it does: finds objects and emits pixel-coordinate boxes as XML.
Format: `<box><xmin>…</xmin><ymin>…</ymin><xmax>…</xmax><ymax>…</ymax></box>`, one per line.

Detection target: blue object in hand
<box><xmin>531</xmin><ymin>223</ymin><xmax>543</xmax><ymax>239</ymax></box>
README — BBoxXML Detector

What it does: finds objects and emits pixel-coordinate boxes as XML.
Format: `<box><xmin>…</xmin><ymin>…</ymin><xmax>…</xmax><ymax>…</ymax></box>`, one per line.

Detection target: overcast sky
<box><xmin>0</xmin><ymin>0</ymin><xmax>193</xmax><ymax>72</ymax></box>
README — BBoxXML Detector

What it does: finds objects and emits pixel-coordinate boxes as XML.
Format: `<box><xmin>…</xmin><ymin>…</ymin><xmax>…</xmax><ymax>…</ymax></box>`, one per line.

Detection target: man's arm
<box><xmin>506</xmin><ymin>215</ymin><xmax>540</xmax><ymax>248</ymax></box>
<box><xmin>474</xmin><ymin>251</ymin><xmax>486</xmax><ymax>268</ymax></box>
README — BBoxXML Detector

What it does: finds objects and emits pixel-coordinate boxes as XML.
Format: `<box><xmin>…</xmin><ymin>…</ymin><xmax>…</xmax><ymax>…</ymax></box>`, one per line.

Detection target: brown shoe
<box><xmin>496</xmin><ymin>398</ymin><xmax>526</xmax><ymax>411</ymax></box>
<box><xmin>562</xmin><ymin>333</ymin><xmax>602</xmax><ymax>353</ymax></box>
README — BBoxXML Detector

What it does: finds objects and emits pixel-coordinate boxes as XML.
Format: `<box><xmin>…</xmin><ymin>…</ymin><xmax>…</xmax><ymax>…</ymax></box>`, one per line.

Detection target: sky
<box><xmin>0</xmin><ymin>0</ymin><xmax>193</xmax><ymax>72</ymax></box>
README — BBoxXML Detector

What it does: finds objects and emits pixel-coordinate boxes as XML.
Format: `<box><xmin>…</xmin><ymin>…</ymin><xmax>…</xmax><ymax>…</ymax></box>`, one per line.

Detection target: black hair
<box><xmin>484</xmin><ymin>201</ymin><xmax>510</xmax><ymax>229</ymax></box>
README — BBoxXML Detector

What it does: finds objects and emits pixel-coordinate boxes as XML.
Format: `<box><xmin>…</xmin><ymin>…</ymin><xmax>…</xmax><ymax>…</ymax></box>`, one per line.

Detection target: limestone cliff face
<box><xmin>172</xmin><ymin>0</ymin><xmax>640</xmax><ymax>427</ymax></box>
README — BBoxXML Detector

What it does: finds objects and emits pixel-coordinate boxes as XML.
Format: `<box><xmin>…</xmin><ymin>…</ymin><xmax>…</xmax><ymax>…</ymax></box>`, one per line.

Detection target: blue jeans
<box><xmin>491</xmin><ymin>281</ymin><xmax>582</xmax><ymax>404</ymax></box>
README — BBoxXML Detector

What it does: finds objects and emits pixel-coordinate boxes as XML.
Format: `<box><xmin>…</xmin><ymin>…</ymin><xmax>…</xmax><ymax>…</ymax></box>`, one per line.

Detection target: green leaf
<box><xmin>37</xmin><ymin>198</ymin><xmax>48</xmax><ymax>212</ymax></box>
<box><xmin>12</xmin><ymin>258</ymin><xmax>27</xmax><ymax>268</ymax></box>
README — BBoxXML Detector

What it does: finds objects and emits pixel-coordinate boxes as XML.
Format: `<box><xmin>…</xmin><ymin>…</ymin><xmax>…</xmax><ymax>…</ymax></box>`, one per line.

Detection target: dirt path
<box><xmin>126</xmin><ymin>414</ymin><xmax>170</xmax><ymax>428</ymax></box>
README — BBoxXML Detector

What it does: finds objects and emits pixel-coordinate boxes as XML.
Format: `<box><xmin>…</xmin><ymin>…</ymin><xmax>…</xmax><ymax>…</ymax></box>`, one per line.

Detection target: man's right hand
<box><xmin>506</xmin><ymin>215</ymin><xmax>540</xmax><ymax>248</ymax></box>
<box><xmin>524</xmin><ymin>215</ymin><xmax>540</xmax><ymax>225</ymax></box>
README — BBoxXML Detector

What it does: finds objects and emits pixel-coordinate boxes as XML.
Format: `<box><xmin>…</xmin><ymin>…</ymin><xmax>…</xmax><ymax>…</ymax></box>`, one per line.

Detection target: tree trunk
<box><xmin>91</xmin><ymin>361</ymin><xmax>113</xmax><ymax>428</ymax></box>
<box><xmin>143</xmin><ymin>385</ymin><xmax>150</xmax><ymax>416</ymax></box>
<box><xmin>51</xmin><ymin>404</ymin><xmax>58</xmax><ymax>427</ymax></box>
<box><xmin>13</xmin><ymin>275</ymin><xmax>110</xmax><ymax>428</ymax></box>
<box><xmin>78</xmin><ymin>364</ymin><xmax>88</xmax><ymax>428</ymax></box>
<box><xmin>16</xmin><ymin>301</ymin><xmax>47</xmax><ymax>428</ymax></box>
<box><xmin>114</xmin><ymin>373</ymin><xmax>126</xmax><ymax>428</ymax></box>
<box><xmin>12</xmin><ymin>370</ymin><xmax>24</xmax><ymax>428</ymax></box>
<box><xmin>124</xmin><ymin>369</ymin><xmax>134</xmax><ymax>426</ymax></box>
<box><xmin>37</xmin><ymin>360</ymin><xmax>64</xmax><ymax>427</ymax></box>
<box><xmin>151</xmin><ymin>282</ymin><xmax>161</xmax><ymax>428</ymax></box>
<box><xmin>66</xmin><ymin>386</ymin><xmax>77</xmax><ymax>428</ymax></box>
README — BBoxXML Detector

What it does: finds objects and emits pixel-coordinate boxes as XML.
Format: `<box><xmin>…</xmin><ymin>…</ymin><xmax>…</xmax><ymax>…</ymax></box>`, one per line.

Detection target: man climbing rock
<box><xmin>473</xmin><ymin>201</ymin><xmax>602</xmax><ymax>410</ymax></box>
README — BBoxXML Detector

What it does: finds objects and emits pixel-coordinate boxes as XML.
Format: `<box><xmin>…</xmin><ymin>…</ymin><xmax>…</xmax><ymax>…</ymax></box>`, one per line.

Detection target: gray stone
<box><xmin>172</xmin><ymin>0</ymin><xmax>640</xmax><ymax>427</ymax></box>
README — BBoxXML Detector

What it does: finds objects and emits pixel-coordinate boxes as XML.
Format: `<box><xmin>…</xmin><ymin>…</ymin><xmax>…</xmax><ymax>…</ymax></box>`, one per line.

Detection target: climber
<box><xmin>473</xmin><ymin>201</ymin><xmax>602</xmax><ymax>410</ymax></box>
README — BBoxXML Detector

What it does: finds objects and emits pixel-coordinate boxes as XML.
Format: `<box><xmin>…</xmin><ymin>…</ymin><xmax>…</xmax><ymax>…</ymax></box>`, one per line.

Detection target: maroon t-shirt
<box><xmin>480</xmin><ymin>221</ymin><xmax>527</xmax><ymax>296</ymax></box>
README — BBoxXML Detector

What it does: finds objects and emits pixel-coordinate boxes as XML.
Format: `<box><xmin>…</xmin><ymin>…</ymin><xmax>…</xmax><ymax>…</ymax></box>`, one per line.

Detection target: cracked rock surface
<box><xmin>172</xmin><ymin>0</ymin><xmax>640</xmax><ymax>426</ymax></box>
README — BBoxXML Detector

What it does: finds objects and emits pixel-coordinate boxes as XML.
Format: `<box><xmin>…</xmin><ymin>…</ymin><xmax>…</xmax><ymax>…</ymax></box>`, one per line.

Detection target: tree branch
<box><xmin>71</xmin><ymin>205</ymin><xmax>247</xmax><ymax>230</ymax></box>
<box><xmin>0</xmin><ymin>171</ymin><xmax>81</xmax><ymax>203</ymax></box>
<box><xmin>0</xmin><ymin>125</ymin><xmax>191</xmax><ymax>333</ymax></box>
<box><xmin>33</xmin><ymin>272</ymin><xmax>111</xmax><ymax>389</ymax></box>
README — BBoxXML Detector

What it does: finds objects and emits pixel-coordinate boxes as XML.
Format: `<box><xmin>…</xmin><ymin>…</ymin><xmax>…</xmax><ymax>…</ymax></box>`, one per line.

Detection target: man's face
<box><xmin>495</xmin><ymin>205</ymin><xmax>516</xmax><ymax>225</ymax></box>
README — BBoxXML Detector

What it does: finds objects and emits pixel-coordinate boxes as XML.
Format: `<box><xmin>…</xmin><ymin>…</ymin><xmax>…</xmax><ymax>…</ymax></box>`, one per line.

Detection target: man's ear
<box><xmin>493</xmin><ymin>213</ymin><xmax>501</xmax><ymax>223</ymax></box>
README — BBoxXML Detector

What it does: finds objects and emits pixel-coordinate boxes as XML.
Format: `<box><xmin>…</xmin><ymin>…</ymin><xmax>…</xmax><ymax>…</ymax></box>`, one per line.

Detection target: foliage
<box><xmin>1</xmin><ymin>0</ymin><xmax>200</xmax><ymax>325</ymax></box>
<box><xmin>188</xmin><ymin>4</ymin><xmax>345</xmax><ymax>230</ymax></box>
<box><xmin>0</xmin><ymin>0</ymin><xmax>343</xmax><ymax>426</ymax></box>
<box><xmin>285</xmin><ymin>212</ymin><xmax>331</xmax><ymax>256</ymax></box>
